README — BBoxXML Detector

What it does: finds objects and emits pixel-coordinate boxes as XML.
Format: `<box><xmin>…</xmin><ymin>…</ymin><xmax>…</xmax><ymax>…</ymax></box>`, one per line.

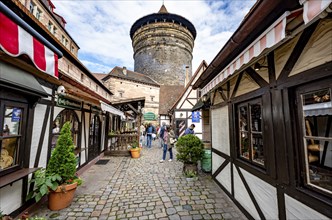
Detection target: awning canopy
<box><xmin>0</xmin><ymin>2</ymin><xmax>62</xmax><ymax>78</ymax></box>
<box><xmin>301</xmin><ymin>0</ymin><xmax>332</xmax><ymax>24</ymax></box>
<box><xmin>201</xmin><ymin>10</ymin><xmax>299</xmax><ymax>95</ymax></box>
<box><xmin>100</xmin><ymin>101</ymin><xmax>125</xmax><ymax>118</ymax></box>
<box><xmin>191</xmin><ymin>99</ymin><xmax>205</xmax><ymax>112</ymax></box>
<box><xmin>0</xmin><ymin>61</ymin><xmax>48</xmax><ymax>97</ymax></box>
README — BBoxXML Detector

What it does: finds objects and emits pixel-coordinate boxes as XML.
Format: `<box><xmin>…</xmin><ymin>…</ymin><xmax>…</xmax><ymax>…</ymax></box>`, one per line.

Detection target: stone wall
<box><xmin>105</xmin><ymin>78</ymin><xmax>160</xmax><ymax>116</ymax></box>
<box><xmin>132</xmin><ymin>22</ymin><xmax>194</xmax><ymax>86</ymax></box>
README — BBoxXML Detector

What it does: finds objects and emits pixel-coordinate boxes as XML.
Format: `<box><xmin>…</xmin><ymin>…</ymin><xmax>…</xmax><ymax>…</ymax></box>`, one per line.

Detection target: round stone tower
<box><xmin>130</xmin><ymin>5</ymin><xmax>196</xmax><ymax>86</ymax></box>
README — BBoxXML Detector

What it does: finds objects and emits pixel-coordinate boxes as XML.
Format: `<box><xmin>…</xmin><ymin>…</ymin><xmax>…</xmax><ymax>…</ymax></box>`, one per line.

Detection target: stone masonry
<box><xmin>131</xmin><ymin>6</ymin><xmax>195</xmax><ymax>86</ymax></box>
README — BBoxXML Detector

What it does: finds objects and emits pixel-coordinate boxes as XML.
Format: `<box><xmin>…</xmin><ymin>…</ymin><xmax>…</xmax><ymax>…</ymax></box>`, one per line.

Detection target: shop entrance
<box><xmin>88</xmin><ymin>115</ymin><xmax>101</xmax><ymax>161</ymax></box>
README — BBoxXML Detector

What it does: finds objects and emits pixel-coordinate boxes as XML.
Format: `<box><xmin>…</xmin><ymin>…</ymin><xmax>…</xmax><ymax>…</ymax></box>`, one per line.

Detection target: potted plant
<box><xmin>27</xmin><ymin>122</ymin><xmax>82</xmax><ymax>211</ymax></box>
<box><xmin>176</xmin><ymin>134</ymin><xmax>204</xmax><ymax>173</ymax></box>
<box><xmin>184</xmin><ymin>170</ymin><xmax>198</xmax><ymax>181</ymax></box>
<box><xmin>129</xmin><ymin>140</ymin><xmax>140</xmax><ymax>158</ymax></box>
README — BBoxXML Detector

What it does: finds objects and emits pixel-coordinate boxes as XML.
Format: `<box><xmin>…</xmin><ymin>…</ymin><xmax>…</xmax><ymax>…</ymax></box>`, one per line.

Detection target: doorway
<box><xmin>88</xmin><ymin>114</ymin><xmax>101</xmax><ymax>161</ymax></box>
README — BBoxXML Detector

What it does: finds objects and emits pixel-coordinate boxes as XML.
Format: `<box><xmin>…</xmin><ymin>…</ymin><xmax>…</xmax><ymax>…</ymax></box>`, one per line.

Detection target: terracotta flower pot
<box><xmin>48</xmin><ymin>182</ymin><xmax>78</xmax><ymax>211</ymax></box>
<box><xmin>130</xmin><ymin>148</ymin><xmax>140</xmax><ymax>158</ymax></box>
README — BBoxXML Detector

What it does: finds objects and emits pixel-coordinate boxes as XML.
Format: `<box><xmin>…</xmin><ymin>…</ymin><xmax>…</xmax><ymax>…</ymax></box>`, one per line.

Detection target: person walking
<box><xmin>159</xmin><ymin>122</ymin><xmax>166</xmax><ymax>148</ymax></box>
<box><xmin>160</xmin><ymin>125</ymin><xmax>175</xmax><ymax>163</ymax></box>
<box><xmin>146</xmin><ymin>123</ymin><xmax>154</xmax><ymax>148</ymax></box>
<box><xmin>184</xmin><ymin>124</ymin><xmax>195</xmax><ymax>136</ymax></box>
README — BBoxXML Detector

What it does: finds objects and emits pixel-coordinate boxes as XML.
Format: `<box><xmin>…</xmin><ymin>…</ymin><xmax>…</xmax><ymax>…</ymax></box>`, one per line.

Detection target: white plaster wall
<box><xmin>176</xmin><ymin>89</ymin><xmax>190</xmax><ymax>109</ymax></box>
<box><xmin>81</xmin><ymin>111</ymin><xmax>90</xmax><ymax>164</ymax></box>
<box><xmin>211</xmin><ymin>107</ymin><xmax>230</xmax><ymax>155</ymax></box>
<box><xmin>188</xmin><ymin>89</ymin><xmax>197</xmax><ymax>99</ymax></box>
<box><xmin>30</xmin><ymin>104</ymin><xmax>49</xmax><ymax>168</ymax></box>
<box><xmin>175</xmin><ymin>111</ymin><xmax>187</xmax><ymax>119</ymax></box>
<box><xmin>216</xmin><ymin>162</ymin><xmax>232</xmax><ymax>194</ymax></box>
<box><xmin>182</xmin><ymin>100</ymin><xmax>194</xmax><ymax>109</ymax></box>
<box><xmin>212</xmin><ymin>152</ymin><xmax>223</xmax><ymax>174</ymax></box>
<box><xmin>241</xmin><ymin>168</ymin><xmax>278</xmax><ymax>219</ymax></box>
<box><xmin>0</xmin><ymin>180</ymin><xmax>22</xmax><ymax>214</ymax></box>
<box><xmin>233</xmin><ymin>165</ymin><xmax>260</xmax><ymax>219</ymax></box>
<box><xmin>285</xmin><ymin>194</ymin><xmax>329</xmax><ymax>219</ymax></box>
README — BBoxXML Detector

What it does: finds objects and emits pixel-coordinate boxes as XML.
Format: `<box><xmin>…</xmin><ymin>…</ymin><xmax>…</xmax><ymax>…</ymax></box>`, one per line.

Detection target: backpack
<box><xmin>147</xmin><ymin>126</ymin><xmax>153</xmax><ymax>134</ymax></box>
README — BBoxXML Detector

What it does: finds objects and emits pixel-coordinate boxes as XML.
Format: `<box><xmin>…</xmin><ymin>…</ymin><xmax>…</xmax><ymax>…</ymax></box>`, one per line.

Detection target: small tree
<box><xmin>176</xmin><ymin>134</ymin><xmax>204</xmax><ymax>164</ymax></box>
<box><xmin>46</xmin><ymin>121</ymin><xmax>77</xmax><ymax>185</ymax></box>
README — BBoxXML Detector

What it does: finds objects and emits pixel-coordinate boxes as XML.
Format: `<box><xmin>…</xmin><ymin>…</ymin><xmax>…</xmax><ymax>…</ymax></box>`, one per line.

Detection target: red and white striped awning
<box><xmin>201</xmin><ymin>11</ymin><xmax>294</xmax><ymax>95</ymax></box>
<box><xmin>0</xmin><ymin>12</ymin><xmax>58</xmax><ymax>78</ymax></box>
<box><xmin>301</xmin><ymin>0</ymin><xmax>332</xmax><ymax>24</ymax></box>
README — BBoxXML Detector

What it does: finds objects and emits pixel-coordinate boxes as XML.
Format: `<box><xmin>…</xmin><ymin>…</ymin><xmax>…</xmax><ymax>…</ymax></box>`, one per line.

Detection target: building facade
<box><xmin>130</xmin><ymin>5</ymin><xmax>196</xmax><ymax>86</ymax></box>
<box><xmin>94</xmin><ymin>67</ymin><xmax>160</xmax><ymax>123</ymax></box>
<box><xmin>194</xmin><ymin>0</ymin><xmax>332</xmax><ymax>219</ymax></box>
<box><xmin>0</xmin><ymin>0</ymin><xmax>122</xmax><ymax>216</ymax></box>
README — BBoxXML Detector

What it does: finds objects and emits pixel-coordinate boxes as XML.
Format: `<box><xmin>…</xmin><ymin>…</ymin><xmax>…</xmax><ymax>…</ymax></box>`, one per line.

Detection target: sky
<box><xmin>52</xmin><ymin>0</ymin><xmax>256</xmax><ymax>74</ymax></box>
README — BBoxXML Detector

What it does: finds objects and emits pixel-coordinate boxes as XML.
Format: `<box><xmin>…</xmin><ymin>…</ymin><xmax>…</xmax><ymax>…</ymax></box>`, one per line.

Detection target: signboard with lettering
<box><xmin>192</xmin><ymin>111</ymin><xmax>200</xmax><ymax>123</ymax></box>
<box><xmin>11</xmin><ymin>108</ymin><xmax>21</xmax><ymax>122</ymax></box>
<box><xmin>144</xmin><ymin>112</ymin><xmax>156</xmax><ymax>121</ymax></box>
<box><xmin>57</xmin><ymin>96</ymin><xmax>82</xmax><ymax>110</ymax></box>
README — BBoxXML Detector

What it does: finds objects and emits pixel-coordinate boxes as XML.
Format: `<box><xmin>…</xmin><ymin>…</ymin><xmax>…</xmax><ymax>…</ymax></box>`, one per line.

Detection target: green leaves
<box><xmin>27</xmin><ymin>169</ymin><xmax>62</xmax><ymax>202</ymax></box>
<box><xmin>176</xmin><ymin>134</ymin><xmax>204</xmax><ymax>164</ymax></box>
<box><xmin>46</xmin><ymin>122</ymin><xmax>78</xmax><ymax>185</ymax></box>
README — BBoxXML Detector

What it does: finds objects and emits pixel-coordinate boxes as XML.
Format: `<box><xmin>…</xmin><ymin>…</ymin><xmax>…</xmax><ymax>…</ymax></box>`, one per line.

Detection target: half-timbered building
<box><xmin>193</xmin><ymin>0</ymin><xmax>332</xmax><ymax>219</ymax></box>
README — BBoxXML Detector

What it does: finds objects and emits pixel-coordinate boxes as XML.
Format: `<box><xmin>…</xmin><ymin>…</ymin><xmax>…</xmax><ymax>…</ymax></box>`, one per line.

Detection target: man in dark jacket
<box><xmin>159</xmin><ymin>122</ymin><xmax>166</xmax><ymax>148</ymax></box>
<box><xmin>184</xmin><ymin>124</ymin><xmax>195</xmax><ymax>136</ymax></box>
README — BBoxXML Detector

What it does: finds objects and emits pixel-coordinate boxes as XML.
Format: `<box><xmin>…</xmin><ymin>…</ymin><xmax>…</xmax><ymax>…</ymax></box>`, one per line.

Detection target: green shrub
<box><xmin>46</xmin><ymin>122</ymin><xmax>77</xmax><ymax>185</ymax></box>
<box><xmin>176</xmin><ymin>134</ymin><xmax>204</xmax><ymax>164</ymax></box>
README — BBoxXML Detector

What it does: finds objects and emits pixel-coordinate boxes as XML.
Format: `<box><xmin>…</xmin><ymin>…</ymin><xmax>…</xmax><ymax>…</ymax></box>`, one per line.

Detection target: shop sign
<box><xmin>57</xmin><ymin>96</ymin><xmax>82</xmax><ymax>110</ymax></box>
<box><xmin>192</xmin><ymin>111</ymin><xmax>200</xmax><ymax>123</ymax></box>
<box><xmin>144</xmin><ymin>112</ymin><xmax>156</xmax><ymax>121</ymax></box>
<box><xmin>11</xmin><ymin>108</ymin><xmax>22</xmax><ymax>122</ymax></box>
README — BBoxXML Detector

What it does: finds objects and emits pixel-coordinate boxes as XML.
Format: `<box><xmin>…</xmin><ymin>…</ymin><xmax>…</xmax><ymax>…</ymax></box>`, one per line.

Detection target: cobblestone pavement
<box><xmin>32</xmin><ymin>140</ymin><xmax>247</xmax><ymax>220</ymax></box>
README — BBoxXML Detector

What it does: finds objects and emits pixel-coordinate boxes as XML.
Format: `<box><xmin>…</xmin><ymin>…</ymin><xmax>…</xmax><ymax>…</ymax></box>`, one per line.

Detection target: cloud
<box><xmin>53</xmin><ymin>0</ymin><xmax>256</xmax><ymax>72</ymax></box>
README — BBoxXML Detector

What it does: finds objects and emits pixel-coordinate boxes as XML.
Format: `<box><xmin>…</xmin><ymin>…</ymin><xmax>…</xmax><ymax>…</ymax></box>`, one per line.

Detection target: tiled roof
<box><xmin>92</xmin><ymin>73</ymin><xmax>107</xmax><ymax>82</ymax></box>
<box><xmin>103</xmin><ymin>67</ymin><xmax>160</xmax><ymax>87</ymax></box>
<box><xmin>159</xmin><ymin>85</ymin><xmax>184</xmax><ymax>115</ymax></box>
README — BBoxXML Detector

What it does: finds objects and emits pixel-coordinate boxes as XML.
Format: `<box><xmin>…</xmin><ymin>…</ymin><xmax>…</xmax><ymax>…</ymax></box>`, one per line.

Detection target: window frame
<box><xmin>295</xmin><ymin>79</ymin><xmax>332</xmax><ymax>198</ymax></box>
<box><xmin>235</xmin><ymin>97</ymin><xmax>266</xmax><ymax>169</ymax></box>
<box><xmin>0</xmin><ymin>101</ymin><xmax>28</xmax><ymax>177</ymax></box>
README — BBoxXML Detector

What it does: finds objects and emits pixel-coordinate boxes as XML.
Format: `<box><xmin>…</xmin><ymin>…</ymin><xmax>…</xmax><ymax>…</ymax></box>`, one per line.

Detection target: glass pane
<box><xmin>250</xmin><ymin>103</ymin><xmax>262</xmax><ymax>132</ymax></box>
<box><xmin>240</xmin><ymin>132</ymin><xmax>249</xmax><ymax>159</ymax></box>
<box><xmin>303</xmin><ymin>103</ymin><xmax>331</xmax><ymax>193</ymax></box>
<box><xmin>252</xmin><ymin>133</ymin><xmax>264</xmax><ymax>166</ymax></box>
<box><xmin>0</xmin><ymin>137</ymin><xmax>19</xmax><ymax>170</ymax></box>
<box><xmin>303</xmin><ymin>88</ymin><xmax>331</xmax><ymax>106</ymax></box>
<box><xmin>3</xmin><ymin>107</ymin><xmax>22</xmax><ymax>136</ymax></box>
<box><xmin>305</xmin><ymin>138</ymin><xmax>332</xmax><ymax>193</ymax></box>
<box><xmin>239</xmin><ymin>106</ymin><xmax>248</xmax><ymax>132</ymax></box>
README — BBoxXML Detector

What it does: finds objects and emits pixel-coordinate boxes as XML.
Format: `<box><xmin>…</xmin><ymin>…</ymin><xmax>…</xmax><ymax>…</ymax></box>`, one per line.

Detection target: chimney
<box><xmin>122</xmin><ymin>66</ymin><xmax>127</xmax><ymax>75</ymax></box>
<box><xmin>184</xmin><ymin>66</ymin><xmax>190</xmax><ymax>87</ymax></box>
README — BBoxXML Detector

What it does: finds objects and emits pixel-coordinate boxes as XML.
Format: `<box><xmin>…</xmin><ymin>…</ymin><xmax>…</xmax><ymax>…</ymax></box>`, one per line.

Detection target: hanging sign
<box><xmin>192</xmin><ymin>111</ymin><xmax>200</xmax><ymax>123</ymax></box>
<box><xmin>57</xmin><ymin>96</ymin><xmax>82</xmax><ymax>110</ymax></box>
<box><xmin>144</xmin><ymin>112</ymin><xmax>156</xmax><ymax>121</ymax></box>
<box><xmin>11</xmin><ymin>108</ymin><xmax>22</xmax><ymax>122</ymax></box>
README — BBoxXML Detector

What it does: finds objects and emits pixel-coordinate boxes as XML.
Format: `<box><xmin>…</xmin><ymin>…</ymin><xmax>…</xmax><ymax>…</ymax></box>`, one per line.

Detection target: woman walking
<box><xmin>160</xmin><ymin>125</ymin><xmax>176</xmax><ymax>162</ymax></box>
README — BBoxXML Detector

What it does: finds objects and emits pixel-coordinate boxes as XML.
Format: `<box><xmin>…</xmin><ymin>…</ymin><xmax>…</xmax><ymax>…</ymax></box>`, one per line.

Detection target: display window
<box><xmin>297</xmin><ymin>82</ymin><xmax>332</xmax><ymax>195</ymax></box>
<box><xmin>237</xmin><ymin>98</ymin><xmax>265</xmax><ymax>168</ymax></box>
<box><xmin>0</xmin><ymin>102</ymin><xmax>27</xmax><ymax>174</ymax></box>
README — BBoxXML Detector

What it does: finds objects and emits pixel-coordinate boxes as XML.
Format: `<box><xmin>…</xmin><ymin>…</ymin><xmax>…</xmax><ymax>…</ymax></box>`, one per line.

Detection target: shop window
<box><xmin>0</xmin><ymin>103</ymin><xmax>26</xmax><ymax>174</ymax></box>
<box><xmin>237</xmin><ymin>98</ymin><xmax>265</xmax><ymax>168</ymax></box>
<box><xmin>52</xmin><ymin>109</ymin><xmax>80</xmax><ymax>152</ymax></box>
<box><xmin>297</xmin><ymin>83</ymin><xmax>332</xmax><ymax>195</ymax></box>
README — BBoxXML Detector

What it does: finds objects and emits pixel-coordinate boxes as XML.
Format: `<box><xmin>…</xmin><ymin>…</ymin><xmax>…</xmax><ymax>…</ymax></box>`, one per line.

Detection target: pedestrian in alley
<box><xmin>145</xmin><ymin>123</ymin><xmax>155</xmax><ymax>148</ymax></box>
<box><xmin>184</xmin><ymin>124</ymin><xmax>195</xmax><ymax>136</ymax></box>
<box><xmin>160</xmin><ymin>125</ymin><xmax>176</xmax><ymax>162</ymax></box>
<box><xmin>158</xmin><ymin>122</ymin><xmax>166</xmax><ymax>148</ymax></box>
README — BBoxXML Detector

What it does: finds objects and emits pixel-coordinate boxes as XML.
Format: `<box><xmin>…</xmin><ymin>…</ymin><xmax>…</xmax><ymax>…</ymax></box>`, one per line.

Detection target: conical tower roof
<box><xmin>158</xmin><ymin>4</ymin><xmax>168</xmax><ymax>14</ymax></box>
<box><xmin>130</xmin><ymin>5</ymin><xmax>196</xmax><ymax>40</ymax></box>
